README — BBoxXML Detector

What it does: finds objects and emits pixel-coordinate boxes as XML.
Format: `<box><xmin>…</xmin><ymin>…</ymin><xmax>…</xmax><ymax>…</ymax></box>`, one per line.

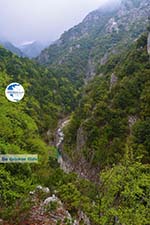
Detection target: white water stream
<box><xmin>55</xmin><ymin>119</ymin><xmax>72</xmax><ymax>173</ymax></box>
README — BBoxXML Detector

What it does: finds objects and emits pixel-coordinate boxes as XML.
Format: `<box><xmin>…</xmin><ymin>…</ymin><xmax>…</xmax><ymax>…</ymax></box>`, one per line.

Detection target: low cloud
<box><xmin>0</xmin><ymin>0</ymin><xmax>121</xmax><ymax>45</ymax></box>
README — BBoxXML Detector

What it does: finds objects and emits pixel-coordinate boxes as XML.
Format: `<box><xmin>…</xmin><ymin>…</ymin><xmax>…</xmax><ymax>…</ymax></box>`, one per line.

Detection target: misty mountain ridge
<box><xmin>0</xmin><ymin>39</ymin><xmax>24</xmax><ymax>57</ymax></box>
<box><xmin>0</xmin><ymin>39</ymin><xmax>45</xmax><ymax>58</ymax></box>
<box><xmin>0</xmin><ymin>0</ymin><xmax>150</xmax><ymax>224</ymax></box>
<box><xmin>38</xmin><ymin>0</ymin><xmax>150</xmax><ymax>82</ymax></box>
<box><xmin>19</xmin><ymin>41</ymin><xmax>46</xmax><ymax>58</ymax></box>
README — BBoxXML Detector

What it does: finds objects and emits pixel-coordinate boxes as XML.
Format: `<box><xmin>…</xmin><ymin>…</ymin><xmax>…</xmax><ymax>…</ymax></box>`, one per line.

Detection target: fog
<box><xmin>0</xmin><ymin>0</ymin><xmax>120</xmax><ymax>45</ymax></box>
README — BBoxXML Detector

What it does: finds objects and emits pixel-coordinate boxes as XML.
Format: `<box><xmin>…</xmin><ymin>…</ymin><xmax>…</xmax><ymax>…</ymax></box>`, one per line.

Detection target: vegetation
<box><xmin>62</xmin><ymin>33</ymin><xmax>150</xmax><ymax>224</ymax></box>
<box><xmin>0</xmin><ymin>46</ymin><xmax>79</xmax><ymax>222</ymax></box>
<box><xmin>64</xmin><ymin>33</ymin><xmax>150</xmax><ymax>168</ymax></box>
<box><xmin>38</xmin><ymin>0</ymin><xmax>148</xmax><ymax>88</ymax></box>
<box><xmin>0</xmin><ymin>2</ymin><xmax>150</xmax><ymax>223</ymax></box>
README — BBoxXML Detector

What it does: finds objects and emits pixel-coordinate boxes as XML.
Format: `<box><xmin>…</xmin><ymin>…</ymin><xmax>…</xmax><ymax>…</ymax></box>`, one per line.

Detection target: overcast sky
<box><xmin>0</xmin><ymin>0</ymin><xmax>119</xmax><ymax>45</ymax></box>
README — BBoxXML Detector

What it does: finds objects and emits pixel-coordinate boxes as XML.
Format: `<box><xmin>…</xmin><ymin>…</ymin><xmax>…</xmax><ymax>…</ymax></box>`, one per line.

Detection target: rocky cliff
<box><xmin>37</xmin><ymin>0</ymin><xmax>150</xmax><ymax>83</ymax></box>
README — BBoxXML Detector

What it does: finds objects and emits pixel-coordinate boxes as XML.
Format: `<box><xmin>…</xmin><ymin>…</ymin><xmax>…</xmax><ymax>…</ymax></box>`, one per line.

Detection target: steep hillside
<box><xmin>64</xmin><ymin>32</ymin><xmax>150</xmax><ymax>176</ymax></box>
<box><xmin>0</xmin><ymin>46</ymin><xmax>79</xmax><ymax>134</ymax></box>
<box><xmin>0</xmin><ymin>46</ymin><xmax>79</xmax><ymax>222</ymax></box>
<box><xmin>0</xmin><ymin>40</ymin><xmax>24</xmax><ymax>57</ymax></box>
<box><xmin>19</xmin><ymin>41</ymin><xmax>45</xmax><ymax>58</ymax></box>
<box><xmin>0</xmin><ymin>1</ymin><xmax>150</xmax><ymax>224</ymax></box>
<box><xmin>38</xmin><ymin>0</ymin><xmax>150</xmax><ymax>83</ymax></box>
<box><xmin>0</xmin><ymin>47</ymin><xmax>51</xmax><ymax>221</ymax></box>
<box><xmin>54</xmin><ymin>33</ymin><xmax>150</xmax><ymax>225</ymax></box>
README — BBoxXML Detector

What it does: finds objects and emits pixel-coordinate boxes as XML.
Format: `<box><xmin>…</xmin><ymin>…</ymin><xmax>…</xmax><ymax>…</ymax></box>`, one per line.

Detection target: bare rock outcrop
<box><xmin>76</xmin><ymin>126</ymin><xmax>87</xmax><ymax>151</ymax></box>
<box><xmin>147</xmin><ymin>32</ymin><xmax>150</xmax><ymax>56</ymax></box>
<box><xmin>110</xmin><ymin>73</ymin><xmax>118</xmax><ymax>90</ymax></box>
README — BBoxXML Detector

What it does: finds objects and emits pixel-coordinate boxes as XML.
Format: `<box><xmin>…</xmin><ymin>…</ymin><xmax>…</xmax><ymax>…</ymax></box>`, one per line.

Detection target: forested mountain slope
<box><xmin>0</xmin><ymin>0</ymin><xmax>150</xmax><ymax>224</ymax></box>
<box><xmin>0</xmin><ymin>46</ymin><xmax>79</xmax><ymax>132</ymax></box>
<box><xmin>58</xmin><ymin>32</ymin><xmax>150</xmax><ymax>225</ymax></box>
<box><xmin>38</xmin><ymin>0</ymin><xmax>150</xmax><ymax>83</ymax></box>
<box><xmin>64</xmin><ymin>32</ymin><xmax>150</xmax><ymax>176</ymax></box>
<box><xmin>0</xmin><ymin>41</ymin><xmax>24</xmax><ymax>57</ymax></box>
<box><xmin>0</xmin><ymin>46</ymin><xmax>79</xmax><ymax>222</ymax></box>
<box><xmin>19</xmin><ymin>41</ymin><xmax>45</xmax><ymax>58</ymax></box>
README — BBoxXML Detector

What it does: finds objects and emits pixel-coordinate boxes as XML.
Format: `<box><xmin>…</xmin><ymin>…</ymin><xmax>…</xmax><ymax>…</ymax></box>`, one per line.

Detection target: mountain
<box><xmin>0</xmin><ymin>40</ymin><xmax>24</xmax><ymax>57</ymax></box>
<box><xmin>19</xmin><ymin>41</ymin><xmax>45</xmax><ymax>58</ymax></box>
<box><xmin>0</xmin><ymin>43</ymin><xmax>80</xmax><ymax>222</ymax></box>
<box><xmin>0</xmin><ymin>0</ymin><xmax>150</xmax><ymax>224</ymax></box>
<box><xmin>64</xmin><ymin>32</ymin><xmax>150</xmax><ymax>174</ymax></box>
<box><xmin>37</xmin><ymin>0</ymin><xmax>150</xmax><ymax>82</ymax></box>
<box><xmin>61</xmin><ymin>32</ymin><xmax>150</xmax><ymax>224</ymax></box>
<box><xmin>0</xmin><ymin>40</ymin><xmax>45</xmax><ymax>58</ymax></box>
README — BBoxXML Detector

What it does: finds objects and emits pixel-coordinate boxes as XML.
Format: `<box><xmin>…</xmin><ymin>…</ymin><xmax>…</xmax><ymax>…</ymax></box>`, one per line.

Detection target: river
<box><xmin>55</xmin><ymin>118</ymin><xmax>72</xmax><ymax>173</ymax></box>
<box><xmin>55</xmin><ymin>118</ymin><xmax>91</xmax><ymax>225</ymax></box>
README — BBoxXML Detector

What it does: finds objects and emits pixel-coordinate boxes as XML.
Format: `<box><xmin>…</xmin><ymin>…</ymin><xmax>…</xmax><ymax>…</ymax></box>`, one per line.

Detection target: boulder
<box><xmin>42</xmin><ymin>187</ymin><xmax>50</xmax><ymax>193</ymax></box>
<box><xmin>44</xmin><ymin>194</ymin><xmax>58</xmax><ymax>205</ymax></box>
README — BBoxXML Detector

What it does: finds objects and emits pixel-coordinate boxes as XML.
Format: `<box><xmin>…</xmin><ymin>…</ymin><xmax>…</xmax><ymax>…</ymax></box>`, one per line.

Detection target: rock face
<box><xmin>44</xmin><ymin>195</ymin><xmax>58</xmax><ymax>205</ymax></box>
<box><xmin>26</xmin><ymin>188</ymin><xmax>91</xmax><ymax>225</ymax></box>
<box><xmin>56</xmin><ymin>118</ymin><xmax>74</xmax><ymax>174</ymax></box>
<box><xmin>76</xmin><ymin>126</ymin><xmax>87</xmax><ymax>151</ymax></box>
<box><xmin>58</xmin><ymin>154</ymin><xmax>73</xmax><ymax>174</ymax></box>
<box><xmin>147</xmin><ymin>32</ymin><xmax>150</xmax><ymax>56</ymax></box>
<box><xmin>85</xmin><ymin>54</ymin><xmax>96</xmax><ymax>81</ymax></box>
<box><xmin>128</xmin><ymin>116</ymin><xmax>137</xmax><ymax>134</ymax></box>
<box><xmin>100</xmin><ymin>53</ymin><xmax>109</xmax><ymax>65</ymax></box>
<box><xmin>56</xmin><ymin>119</ymin><xmax>99</xmax><ymax>181</ymax></box>
<box><xmin>78</xmin><ymin>211</ymin><xmax>90</xmax><ymax>225</ymax></box>
<box><xmin>110</xmin><ymin>73</ymin><xmax>118</xmax><ymax>90</ymax></box>
<box><xmin>106</xmin><ymin>17</ymin><xmax>119</xmax><ymax>33</ymax></box>
<box><xmin>37</xmin><ymin>0</ymin><xmax>150</xmax><ymax>83</ymax></box>
<box><xmin>28</xmin><ymin>195</ymin><xmax>74</xmax><ymax>225</ymax></box>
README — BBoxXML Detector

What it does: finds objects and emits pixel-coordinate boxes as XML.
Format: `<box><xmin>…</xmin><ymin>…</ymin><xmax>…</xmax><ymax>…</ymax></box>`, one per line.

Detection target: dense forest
<box><xmin>0</xmin><ymin>46</ymin><xmax>80</xmax><ymax>223</ymax></box>
<box><xmin>64</xmin><ymin>33</ymin><xmax>150</xmax><ymax>168</ymax></box>
<box><xmin>0</xmin><ymin>33</ymin><xmax>149</xmax><ymax>225</ymax></box>
<box><xmin>0</xmin><ymin>0</ymin><xmax>150</xmax><ymax>224</ymax></box>
<box><xmin>62</xmin><ymin>33</ymin><xmax>150</xmax><ymax>224</ymax></box>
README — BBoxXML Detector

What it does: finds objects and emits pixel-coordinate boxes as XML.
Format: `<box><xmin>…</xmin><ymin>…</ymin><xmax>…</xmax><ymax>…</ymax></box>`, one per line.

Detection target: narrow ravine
<box><xmin>22</xmin><ymin>118</ymin><xmax>91</xmax><ymax>225</ymax></box>
<box><xmin>55</xmin><ymin>119</ymin><xmax>91</xmax><ymax>225</ymax></box>
<box><xmin>55</xmin><ymin>118</ymin><xmax>73</xmax><ymax>173</ymax></box>
<box><xmin>55</xmin><ymin>118</ymin><xmax>100</xmax><ymax>182</ymax></box>
<box><xmin>17</xmin><ymin>118</ymin><xmax>77</xmax><ymax>225</ymax></box>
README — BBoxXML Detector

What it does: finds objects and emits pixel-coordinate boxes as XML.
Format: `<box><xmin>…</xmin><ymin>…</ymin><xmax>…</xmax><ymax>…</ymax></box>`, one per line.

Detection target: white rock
<box><xmin>147</xmin><ymin>32</ymin><xmax>150</xmax><ymax>56</ymax></box>
<box><xmin>44</xmin><ymin>194</ymin><xmax>58</xmax><ymax>205</ymax></box>
<box><xmin>60</xmin><ymin>137</ymin><xmax>64</xmax><ymax>141</ymax></box>
<box><xmin>36</xmin><ymin>185</ymin><xmax>43</xmax><ymax>190</ymax></box>
<box><xmin>29</xmin><ymin>191</ymin><xmax>35</xmax><ymax>195</ymax></box>
<box><xmin>66</xmin><ymin>210</ymin><xmax>72</xmax><ymax>220</ymax></box>
<box><xmin>56</xmin><ymin>141</ymin><xmax>62</xmax><ymax>147</ymax></box>
<box><xmin>59</xmin><ymin>132</ymin><xmax>64</xmax><ymax>137</ymax></box>
<box><xmin>73</xmin><ymin>220</ymin><xmax>78</xmax><ymax>225</ymax></box>
<box><xmin>42</xmin><ymin>187</ymin><xmax>50</xmax><ymax>193</ymax></box>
